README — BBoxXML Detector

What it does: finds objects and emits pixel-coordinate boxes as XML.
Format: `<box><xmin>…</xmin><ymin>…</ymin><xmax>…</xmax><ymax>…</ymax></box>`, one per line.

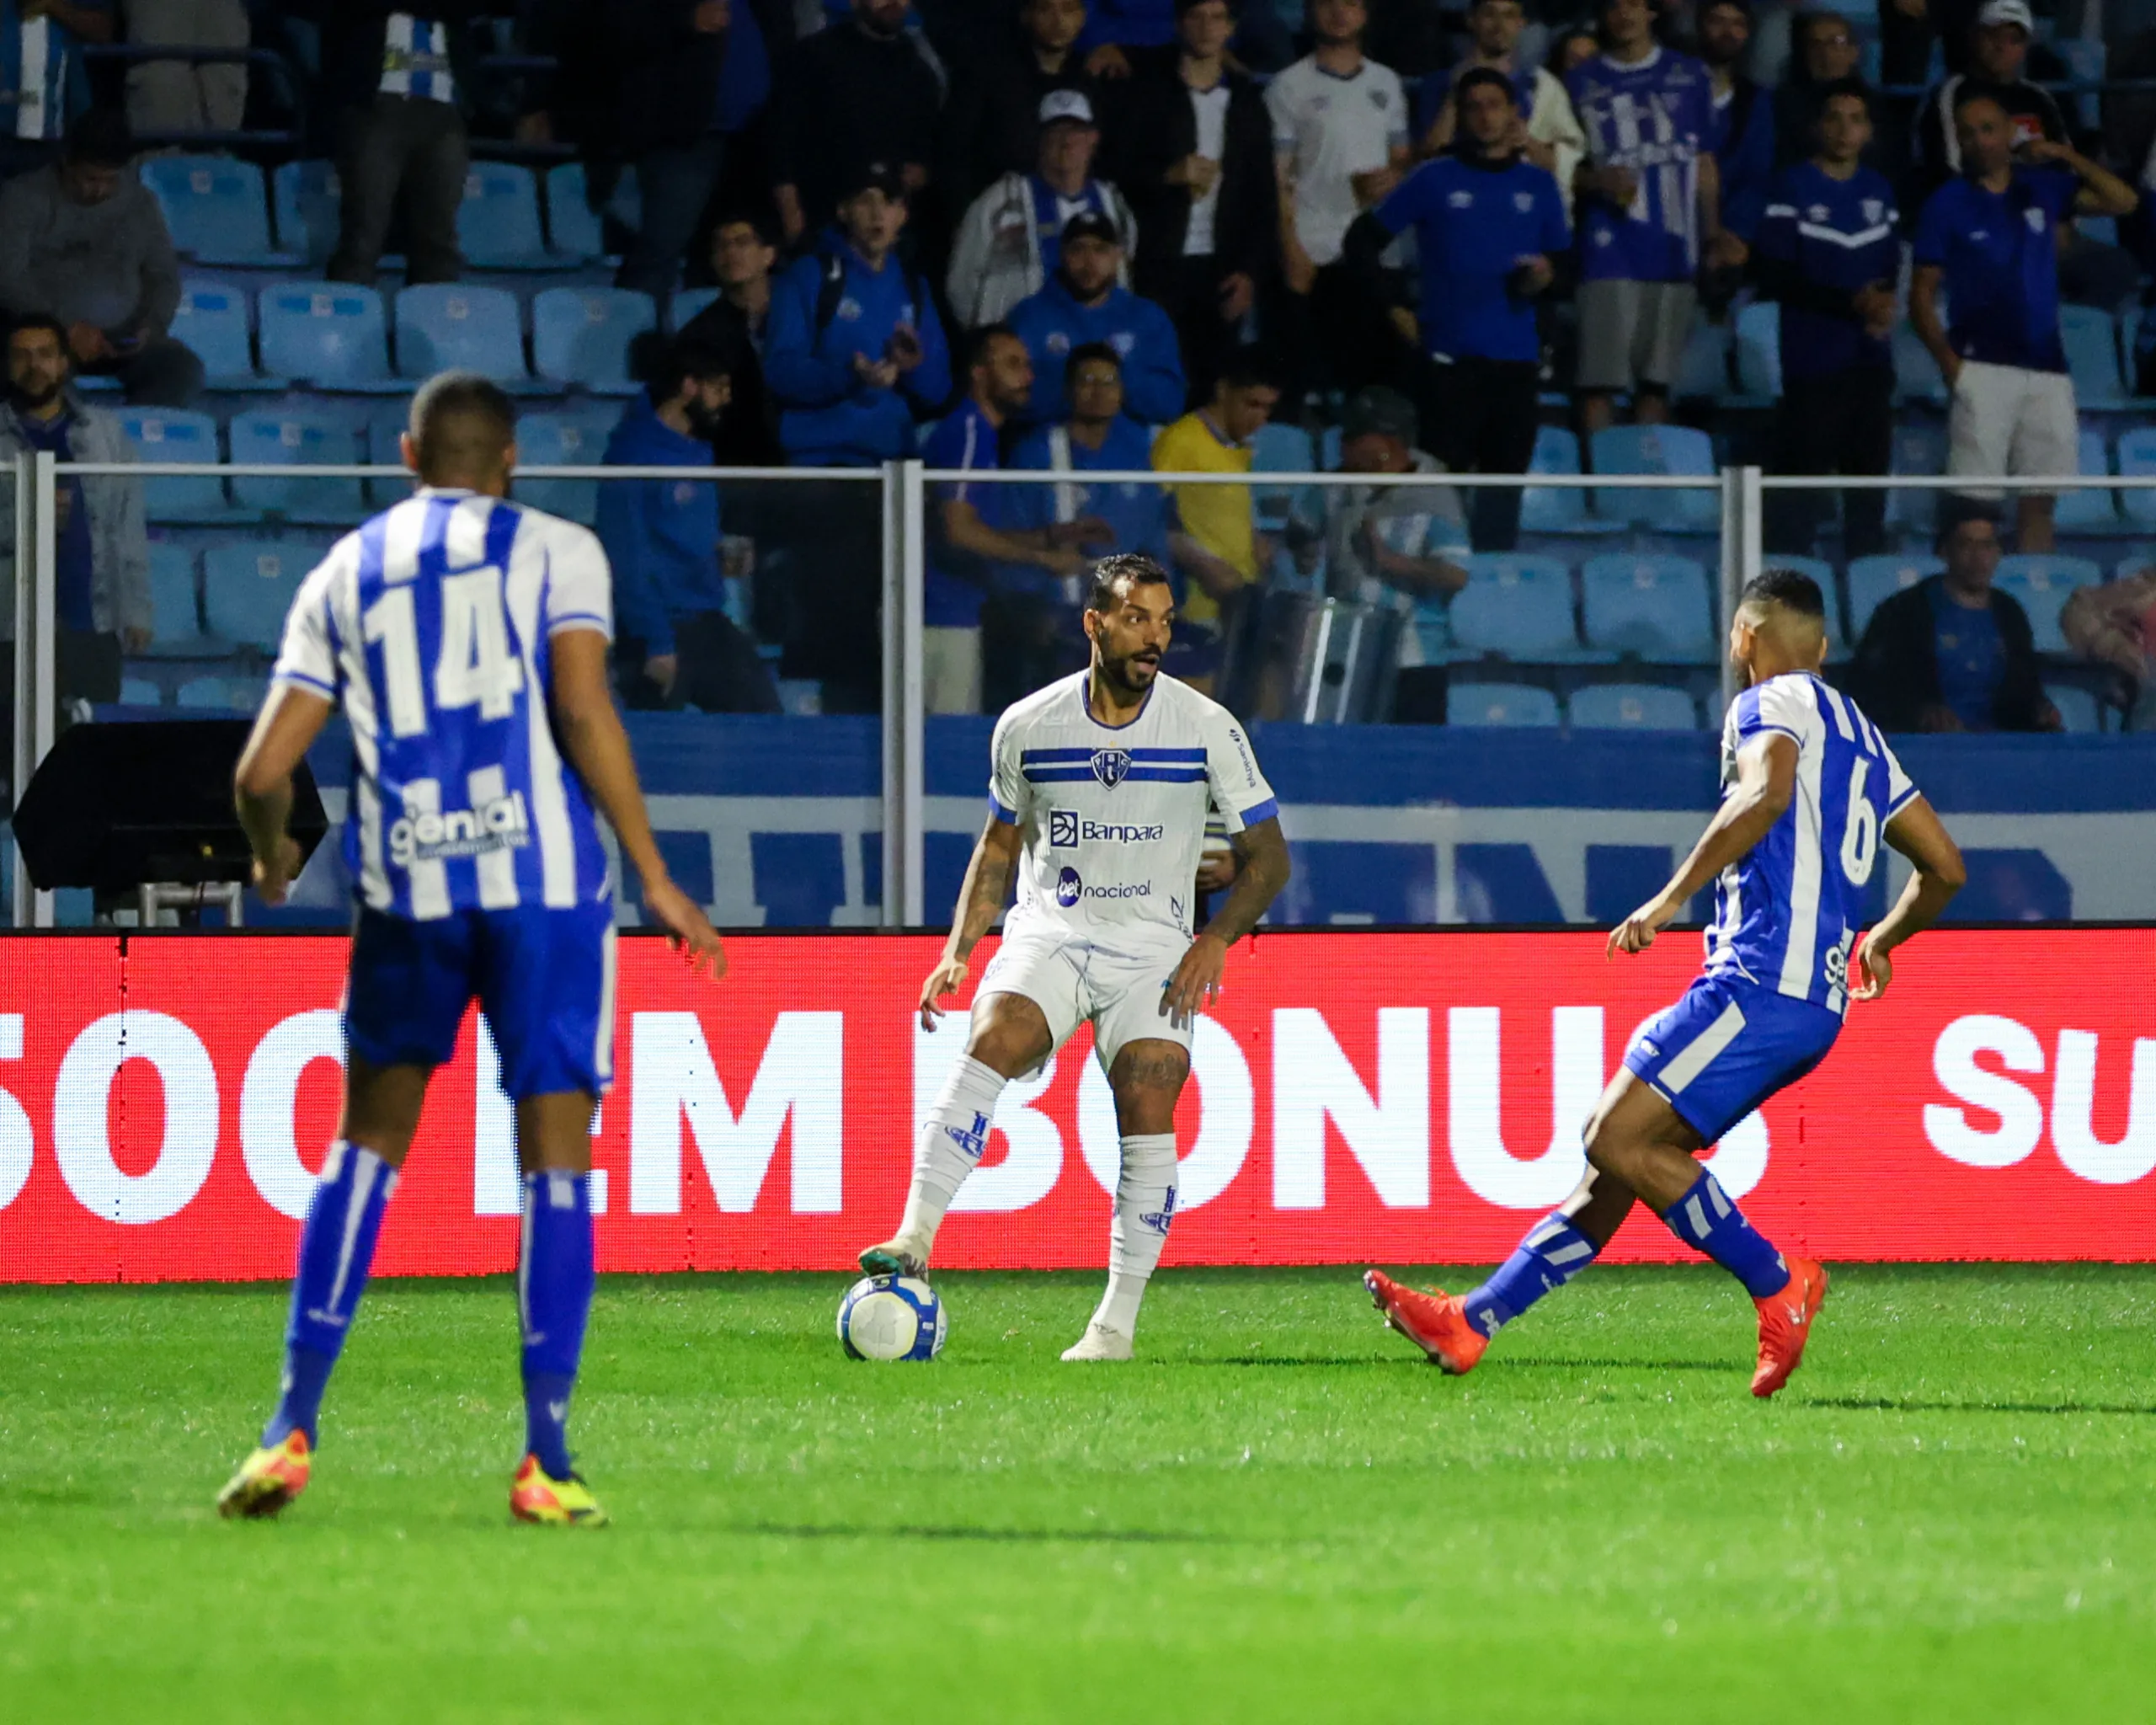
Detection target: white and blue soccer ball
<box><xmin>836</xmin><ymin>1274</ymin><xmax>947</xmax><ymax>1362</ymax></box>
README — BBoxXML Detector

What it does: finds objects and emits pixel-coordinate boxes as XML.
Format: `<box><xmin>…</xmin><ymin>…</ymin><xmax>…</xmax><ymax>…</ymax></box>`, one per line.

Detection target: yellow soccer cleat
<box><xmin>510</xmin><ymin>1455</ymin><xmax>610</xmax><ymax>1527</ymax></box>
<box><xmin>216</xmin><ymin>1429</ymin><xmax>312</xmax><ymax>1519</ymax></box>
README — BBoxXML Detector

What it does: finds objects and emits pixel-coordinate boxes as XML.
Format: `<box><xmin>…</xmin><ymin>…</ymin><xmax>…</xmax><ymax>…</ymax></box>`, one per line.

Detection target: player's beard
<box><xmin>1097</xmin><ymin>642</ymin><xmax>1161</xmax><ymax>699</ymax></box>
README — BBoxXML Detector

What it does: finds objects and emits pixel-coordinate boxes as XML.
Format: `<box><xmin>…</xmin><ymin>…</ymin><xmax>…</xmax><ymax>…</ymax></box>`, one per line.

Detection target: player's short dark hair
<box><xmin>1815</xmin><ymin>77</ymin><xmax>1872</xmax><ymax>120</ymax></box>
<box><xmin>408</xmin><ymin>371</ymin><xmax>518</xmax><ymax>479</ymax></box>
<box><xmin>63</xmin><ymin>108</ymin><xmax>133</xmax><ymax>168</ymax></box>
<box><xmin>8</xmin><ymin>312</ymin><xmax>70</xmax><ymax>354</ymax></box>
<box><xmin>1742</xmin><ymin>568</ymin><xmax>1828</xmax><ymax>619</ymax></box>
<box><xmin>648</xmin><ymin>337</ymin><xmax>733</xmax><ymax>403</ymax></box>
<box><xmin>1087</xmin><ymin>553</ymin><xmax>1174</xmax><ymax>613</ymax></box>
<box><xmin>965</xmin><ymin>322</ymin><xmax>1022</xmax><ymax>373</ymax></box>
<box><xmin>1065</xmin><ymin>340</ymin><xmax>1121</xmax><ymax>385</ymax></box>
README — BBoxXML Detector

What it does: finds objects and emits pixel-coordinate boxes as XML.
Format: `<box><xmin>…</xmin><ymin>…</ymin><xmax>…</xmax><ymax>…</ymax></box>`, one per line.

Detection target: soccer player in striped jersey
<box><xmin>860</xmin><ymin>553</ymin><xmax>1291</xmax><ymax>1361</ymax></box>
<box><xmin>1369</xmin><ymin>569</ymin><xmax>1967</xmax><ymax>1397</ymax></box>
<box><xmin>216</xmin><ymin>372</ymin><xmax>723</xmax><ymax>1525</ymax></box>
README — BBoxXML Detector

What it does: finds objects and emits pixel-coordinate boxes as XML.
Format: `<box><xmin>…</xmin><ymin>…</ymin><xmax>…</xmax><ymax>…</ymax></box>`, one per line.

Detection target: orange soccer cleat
<box><xmin>1364</xmin><ymin>1269</ymin><xmax>1489</xmax><ymax>1375</ymax></box>
<box><xmin>1752</xmin><ymin>1254</ymin><xmax>1830</xmax><ymax>1398</ymax></box>
<box><xmin>510</xmin><ymin>1455</ymin><xmax>610</xmax><ymax>1527</ymax></box>
<box><xmin>216</xmin><ymin>1429</ymin><xmax>312</xmax><ymax>1519</ymax></box>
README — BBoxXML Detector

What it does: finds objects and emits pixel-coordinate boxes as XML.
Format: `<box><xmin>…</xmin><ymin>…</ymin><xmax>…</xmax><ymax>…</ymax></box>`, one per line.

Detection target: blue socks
<box><xmin>1463</xmin><ymin>1212</ymin><xmax>1602</xmax><ymax>1338</ymax></box>
<box><xmin>1661</xmin><ymin>1170</ymin><xmax>1792</xmax><ymax>1299</ymax></box>
<box><xmin>264</xmin><ymin>1140</ymin><xmax>396</xmax><ymax>1447</ymax></box>
<box><xmin>518</xmin><ymin>1169</ymin><xmax>595</xmax><ymax>1479</ymax></box>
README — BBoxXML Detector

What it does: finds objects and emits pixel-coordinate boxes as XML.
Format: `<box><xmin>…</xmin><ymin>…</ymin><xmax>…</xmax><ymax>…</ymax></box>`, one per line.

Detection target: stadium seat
<box><xmin>1448</xmin><ymin>681</ymin><xmax>1561</xmax><ymax>726</ymax></box>
<box><xmin>2052</xmin><ymin>428</ymin><xmax>2120</xmax><ymax>532</ymax></box>
<box><xmin>2062</xmin><ymin>306</ymin><xmax>2126</xmax><ymax>408</ymax></box>
<box><xmin>458</xmin><ymin>162</ymin><xmax>552</xmax><ymax>268</ymax></box>
<box><xmin>146</xmin><ymin>542</ymin><xmax>204</xmax><ymax>649</ymax></box>
<box><xmin>1446</xmin><ymin>554</ymin><xmax>1580</xmax><ymax>659</ymax></box>
<box><xmin>513</xmin><ymin>409</ymin><xmax>616</xmax><ymax>526</ymax></box>
<box><xmin>204</xmin><ymin>541</ymin><xmax>308</xmax><ymax>651</ymax></box>
<box><xmin>1886</xmin><ymin>421</ymin><xmax>1949</xmax><ymax>535</ymax></box>
<box><xmin>259</xmin><ymin>283</ymin><xmax>397</xmax><ymax>390</ymax></box>
<box><xmin>1249</xmin><ymin>420</ymin><xmax>1315</xmax><ymax>532</ymax></box>
<box><xmin>1580</xmin><ymin>553</ymin><xmax>1716</xmax><ymax>660</ymax></box>
<box><xmin>1520</xmin><ymin>425</ymin><xmax>1620</xmax><ymax>534</ymax></box>
<box><xmin>532</xmin><ymin>287</ymin><xmax>657</xmax><ymax>393</ymax></box>
<box><xmin>228</xmin><ymin>409</ymin><xmax>368</xmax><ymax>524</ymax></box>
<box><xmin>394</xmin><ymin>284</ymin><xmax>533</xmax><ymax>386</ymax></box>
<box><xmin>671</xmin><ymin>287</ymin><xmax>721</xmax><ymax>330</ymax></box>
<box><xmin>1995</xmin><ymin>554</ymin><xmax>2099</xmax><ymax>653</ymax></box>
<box><xmin>2047</xmin><ymin>683</ymin><xmax>2103</xmax><ymax>733</ymax></box>
<box><xmin>1732</xmin><ymin>300</ymin><xmax>1780</xmax><ymax>400</ymax></box>
<box><xmin>1589</xmin><ymin>425</ymin><xmax>1718</xmax><ymax>533</ymax></box>
<box><xmin>272</xmin><ymin>160</ymin><xmax>341</xmax><ymax>263</ymax></box>
<box><xmin>364</xmin><ymin>403</ymin><xmax>419</xmax><ymax>507</ymax></box>
<box><xmin>176</xmin><ymin>675</ymin><xmax>264</xmax><ymax>712</ymax></box>
<box><xmin>1672</xmin><ymin>321</ymin><xmax>1728</xmax><ymax>400</ymax></box>
<box><xmin>172</xmin><ymin>280</ymin><xmax>275</xmax><ymax>389</ymax></box>
<box><xmin>1568</xmin><ymin>681</ymin><xmax>1698</xmax><ymax>730</ymax></box>
<box><xmin>1891</xmin><ymin>322</ymin><xmax>1947</xmax><ymax>403</ymax></box>
<box><xmin>118</xmin><ymin>675</ymin><xmax>161</xmax><ymax>707</ymax></box>
<box><xmin>544</xmin><ymin>161</ymin><xmax>638</xmax><ymax>261</ymax></box>
<box><xmin>2056</xmin><ymin>36</ymin><xmax>2105</xmax><ymax>126</ymax></box>
<box><xmin>1844</xmin><ymin>553</ymin><xmax>1940</xmax><ymax>640</ymax></box>
<box><xmin>120</xmin><ymin>407</ymin><xmax>236</xmax><ymax>522</ymax></box>
<box><xmin>2115</xmin><ymin>426</ymin><xmax>2156</xmax><ymax>526</ymax></box>
<box><xmin>140</xmin><ymin>155</ymin><xmax>294</xmax><ymax>266</ymax></box>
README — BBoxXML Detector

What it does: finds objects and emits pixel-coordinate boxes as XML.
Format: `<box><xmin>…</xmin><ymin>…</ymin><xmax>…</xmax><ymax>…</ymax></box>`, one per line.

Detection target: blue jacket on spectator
<box><xmin>1007</xmin><ymin>276</ymin><xmax>1185</xmax><ymax>426</ymax></box>
<box><xmin>595</xmin><ymin>390</ymin><xmax>727</xmax><ymax>659</ymax></box>
<box><xmin>765</xmin><ymin>230</ymin><xmax>952</xmax><ymax>465</ymax></box>
<box><xmin>1710</xmin><ymin>77</ymin><xmax>1776</xmax><ymax>244</ymax></box>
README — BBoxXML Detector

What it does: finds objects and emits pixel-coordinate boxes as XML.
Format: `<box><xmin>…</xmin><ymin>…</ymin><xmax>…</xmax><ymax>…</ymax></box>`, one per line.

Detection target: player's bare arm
<box><xmin>1162</xmin><ymin>815</ymin><xmax>1290</xmax><ymax>1028</ymax></box>
<box><xmin>233</xmin><ymin>683</ymin><xmax>336</xmax><ymax>904</ymax></box>
<box><xmin>921</xmin><ymin>814</ymin><xmax>1024</xmax><ymax>1030</ymax></box>
<box><xmin>549</xmin><ymin>628</ymin><xmax>725</xmax><ymax>977</ymax></box>
<box><xmin>1609</xmin><ymin>733</ymin><xmax>1797</xmax><ymax>958</ymax></box>
<box><xmin>1852</xmin><ymin>796</ymin><xmax>1967</xmax><ymax>1000</ymax></box>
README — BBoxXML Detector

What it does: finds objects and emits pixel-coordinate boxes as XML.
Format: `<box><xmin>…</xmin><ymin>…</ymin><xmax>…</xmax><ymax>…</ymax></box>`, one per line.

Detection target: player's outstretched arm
<box><xmin>234</xmin><ymin>684</ymin><xmax>335</xmax><ymax>905</ymax></box>
<box><xmin>1609</xmin><ymin>733</ymin><xmax>1796</xmax><ymax>958</ymax></box>
<box><xmin>1162</xmin><ymin>816</ymin><xmax>1290</xmax><ymax>1028</ymax></box>
<box><xmin>921</xmin><ymin>815</ymin><xmax>1023</xmax><ymax>1030</ymax></box>
<box><xmin>548</xmin><ymin>629</ymin><xmax>725</xmax><ymax>977</ymax></box>
<box><xmin>1852</xmin><ymin>795</ymin><xmax>1966</xmax><ymax>1001</ymax></box>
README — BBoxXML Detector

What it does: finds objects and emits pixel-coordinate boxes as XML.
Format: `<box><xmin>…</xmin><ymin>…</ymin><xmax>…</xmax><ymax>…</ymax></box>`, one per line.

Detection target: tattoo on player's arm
<box><xmin>1201</xmin><ymin>818</ymin><xmax>1290</xmax><ymax>948</ymax></box>
<box><xmin>951</xmin><ymin>821</ymin><xmax>1022</xmax><ymax>957</ymax></box>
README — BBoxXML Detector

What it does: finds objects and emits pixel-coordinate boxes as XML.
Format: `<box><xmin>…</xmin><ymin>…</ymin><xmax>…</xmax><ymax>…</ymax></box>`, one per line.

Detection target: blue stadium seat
<box><xmin>1589</xmin><ymin>425</ymin><xmax>1718</xmax><ymax>532</ymax></box>
<box><xmin>118</xmin><ymin>676</ymin><xmax>161</xmax><ymax>707</ymax></box>
<box><xmin>2115</xmin><ymin>426</ymin><xmax>2156</xmax><ymax>526</ymax></box>
<box><xmin>228</xmin><ymin>409</ymin><xmax>367</xmax><ymax>524</ymax></box>
<box><xmin>204</xmin><ymin>541</ymin><xmax>308</xmax><ymax>650</ymax></box>
<box><xmin>2056</xmin><ymin>36</ymin><xmax>2105</xmax><ymax>126</ymax></box>
<box><xmin>259</xmin><ymin>283</ymin><xmax>397</xmax><ymax>390</ymax></box>
<box><xmin>1995</xmin><ymin>554</ymin><xmax>2098</xmax><ymax>653</ymax></box>
<box><xmin>1568</xmin><ymin>682</ymin><xmax>1698</xmax><ymax>730</ymax></box>
<box><xmin>172</xmin><ymin>280</ymin><xmax>275</xmax><ymax>389</ymax></box>
<box><xmin>1580</xmin><ymin>553</ymin><xmax>1715</xmax><ymax>660</ymax></box>
<box><xmin>1844</xmin><ymin>553</ymin><xmax>1940</xmax><ymax>641</ymax></box>
<box><xmin>1892</xmin><ymin>322</ymin><xmax>1947</xmax><ymax>403</ymax></box>
<box><xmin>513</xmin><ymin>409</ymin><xmax>616</xmax><ymax>526</ymax></box>
<box><xmin>1248</xmin><ymin>419</ymin><xmax>1314</xmax><ymax>532</ymax></box>
<box><xmin>1446</xmin><ymin>553</ymin><xmax>1579</xmax><ymax>658</ymax></box>
<box><xmin>544</xmin><ymin>162</ymin><xmax>637</xmax><ymax>261</ymax></box>
<box><xmin>532</xmin><ymin>287</ymin><xmax>656</xmax><ymax>393</ymax></box>
<box><xmin>2052</xmin><ymin>428</ymin><xmax>2120</xmax><ymax>531</ymax></box>
<box><xmin>272</xmin><ymin>160</ymin><xmax>340</xmax><ymax>263</ymax></box>
<box><xmin>1520</xmin><ymin>425</ymin><xmax>1620</xmax><ymax>535</ymax></box>
<box><xmin>394</xmin><ymin>284</ymin><xmax>533</xmax><ymax>385</ymax></box>
<box><xmin>2047</xmin><ymin>683</ymin><xmax>2103</xmax><ymax>733</ymax></box>
<box><xmin>146</xmin><ymin>542</ymin><xmax>204</xmax><ymax>649</ymax></box>
<box><xmin>364</xmin><ymin>403</ymin><xmax>419</xmax><ymax>507</ymax></box>
<box><xmin>120</xmin><ymin>408</ymin><xmax>235</xmax><ymax>522</ymax></box>
<box><xmin>176</xmin><ymin>675</ymin><xmax>264</xmax><ymax>712</ymax></box>
<box><xmin>671</xmin><ymin>287</ymin><xmax>721</xmax><ymax>330</ymax></box>
<box><xmin>1449</xmin><ymin>681</ymin><xmax>1560</xmax><ymax>727</ymax></box>
<box><xmin>458</xmin><ymin>162</ymin><xmax>552</xmax><ymax>267</ymax></box>
<box><xmin>140</xmin><ymin>155</ymin><xmax>293</xmax><ymax>266</ymax></box>
<box><xmin>1886</xmin><ymin>421</ymin><xmax>1948</xmax><ymax>534</ymax></box>
<box><xmin>2062</xmin><ymin>305</ymin><xmax>2126</xmax><ymax>408</ymax></box>
<box><xmin>1672</xmin><ymin>321</ymin><xmax>1728</xmax><ymax>400</ymax></box>
<box><xmin>1732</xmin><ymin>300</ymin><xmax>1780</xmax><ymax>400</ymax></box>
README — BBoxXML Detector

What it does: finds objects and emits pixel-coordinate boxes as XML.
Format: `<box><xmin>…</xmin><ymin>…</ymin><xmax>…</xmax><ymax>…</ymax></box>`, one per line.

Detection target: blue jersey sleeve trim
<box><xmin>547</xmin><ymin>611</ymin><xmax>612</xmax><ymax>635</ymax></box>
<box><xmin>1883</xmin><ymin>782</ymin><xmax>1922</xmax><ymax>820</ymax></box>
<box><xmin>274</xmin><ymin>668</ymin><xmax>337</xmax><ymax>699</ymax></box>
<box><xmin>1238</xmin><ymin>795</ymin><xmax>1279</xmax><ymax>826</ymax></box>
<box><xmin>988</xmin><ymin>791</ymin><xmax>1017</xmax><ymax>825</ymax></box>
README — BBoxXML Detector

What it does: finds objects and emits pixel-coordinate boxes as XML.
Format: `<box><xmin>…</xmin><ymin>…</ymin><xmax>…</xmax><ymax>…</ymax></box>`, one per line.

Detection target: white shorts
<box><xmin>1946</xmin><ymin>360</ymin><xmax>2078</xmax><ymax>501</ymax></box>
<box><xmin>975</xmin><ymin>927</ymin><xmax>1193</xmax><ymax>1075</ymax></box>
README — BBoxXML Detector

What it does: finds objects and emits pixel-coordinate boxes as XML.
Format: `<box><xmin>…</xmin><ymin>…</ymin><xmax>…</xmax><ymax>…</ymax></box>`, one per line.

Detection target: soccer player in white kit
<box><xmin>860</xmin><ymin>554</ymin><xmax>1291</xmax><ymax>1359</ymax></box>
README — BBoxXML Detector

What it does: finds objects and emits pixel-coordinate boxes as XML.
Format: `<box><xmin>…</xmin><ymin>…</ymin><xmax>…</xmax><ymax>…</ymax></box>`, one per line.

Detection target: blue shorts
<box><xmin>344</xmin><ymin>902</ymin><xmax>617</xmax><ymax>1100</ymax></box>
<box><xmin>1621</xmin><ymin>973</ymin><xmax>1841</xmax><ymax>1146</ymax></box>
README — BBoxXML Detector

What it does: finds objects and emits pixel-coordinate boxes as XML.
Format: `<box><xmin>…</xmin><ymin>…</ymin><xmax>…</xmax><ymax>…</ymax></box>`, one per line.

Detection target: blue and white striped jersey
<box><xmin>1567</xmin><ymin>47</ymin><xmax>1711</xmax><ymax>285</ymax></box>
<box><xmin>0</xmin><ymin>3</ymin><xmax>96</xmax><ymax>142</ymax></box>
<box><xmin>378</xmin><ymin>12</ymin><xmax>455</xmax><ymax>103</ymax></box>
<box><xmin>1705</xmin><ymin>673</ymin><xmax>1919</xmax><ymax>1014</ymax></box>
<box><xmin>271</xmin><ymin>488</ymin><xmax>614</xmax><ymax>921</ymax></box>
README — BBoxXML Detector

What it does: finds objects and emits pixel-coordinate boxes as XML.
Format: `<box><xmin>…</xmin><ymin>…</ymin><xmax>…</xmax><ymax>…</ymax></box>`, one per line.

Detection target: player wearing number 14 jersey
<box><xmin>1369</xmin><ymin>570</ymin><xmax>1967</xmax><ymax>1396</ymax></box>
<box><xmin>216</xmin><ymin>372</ymin><xmax>723</xmax><ymax>1526</ymax></box>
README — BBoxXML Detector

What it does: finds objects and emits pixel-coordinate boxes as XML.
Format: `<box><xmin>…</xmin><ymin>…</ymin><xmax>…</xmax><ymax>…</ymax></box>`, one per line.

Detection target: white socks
<box><xmin>1091</xmin><ymin>1133</ymin><xmax>1178</xmax><ymax>1338</ymax></box>
<box><xmin>896</xmin><ymin>1055</ymin><xmax>1009</xmax><ymax>1255</ymax></box>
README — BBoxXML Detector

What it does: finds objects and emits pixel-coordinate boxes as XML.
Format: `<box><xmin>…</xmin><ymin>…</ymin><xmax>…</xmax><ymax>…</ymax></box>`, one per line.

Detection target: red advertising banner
<box><xmin>0</xmin><ymin>928</ymin><xmax>2151</xmax><ymax>1284</ymax></box>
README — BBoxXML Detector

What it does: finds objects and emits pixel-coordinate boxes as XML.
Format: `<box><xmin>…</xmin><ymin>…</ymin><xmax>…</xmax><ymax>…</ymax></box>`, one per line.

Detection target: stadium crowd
<box><xmin>5</xmin><ymin>0</ymin><xmax>2156</xmax><ymax>734</ymax></box>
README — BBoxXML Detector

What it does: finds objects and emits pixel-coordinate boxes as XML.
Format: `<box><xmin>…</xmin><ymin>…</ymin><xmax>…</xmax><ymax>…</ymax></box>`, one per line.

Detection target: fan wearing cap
<box><xmin>947</xmin><ymin>88</ymin><xmax>1139</xmax><ymax>328</ymax></box>
<box><xmin>1915</xmin><ymin>0</ymin><xmax>2066</xmax><ymax>190</ymax></box>
<box><xmin>1006</xmin><ymin>208</ymin><xmax>1186</xmax><ymax>425</ymax></box>
<box><xmin>941</xmin><ymin>0</ymin><xmax>1097</xmax><ymax>211</ymax></box>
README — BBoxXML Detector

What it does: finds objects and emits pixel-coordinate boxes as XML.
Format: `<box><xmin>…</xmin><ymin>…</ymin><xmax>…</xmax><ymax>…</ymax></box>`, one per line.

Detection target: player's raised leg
<box><xmin>1063</xmin><ymin>1039</ymin><xmax>1187</xmax><ymax>1362</ymax></box>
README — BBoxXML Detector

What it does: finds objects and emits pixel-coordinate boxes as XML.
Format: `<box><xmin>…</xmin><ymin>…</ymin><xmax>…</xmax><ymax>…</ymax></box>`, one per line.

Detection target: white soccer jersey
<box><xmin>988</xmin><ymin>670</ymin><xmax>1278</xmax><ymax>947</ymax></box>
<box><xmin>1266</xmin><ymin>56</ymin><xmax>1411</xmax><ymax>264</ymax></box>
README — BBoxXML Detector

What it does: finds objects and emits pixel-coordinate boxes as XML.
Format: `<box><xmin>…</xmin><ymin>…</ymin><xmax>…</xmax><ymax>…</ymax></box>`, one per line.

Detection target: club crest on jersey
<box><xmin>1090</xmin><ymin>748</ymin><xmax>1132</xmax><ymax>788</ymax></box>
<box><xmin>1049</xmin><ymin>808</ymin><xmax>1079</xmax><ymax>846</ymax></box>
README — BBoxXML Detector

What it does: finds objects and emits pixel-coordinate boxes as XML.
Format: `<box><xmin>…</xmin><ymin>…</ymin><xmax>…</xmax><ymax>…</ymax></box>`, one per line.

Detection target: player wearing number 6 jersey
<box><xmin>1369</xmin><ymin>569</ymin><xmax>1967</xmax><ymax>1397</ymax></box>
<box><xmin>216</xmin><ymin>372</ymin><xmax>724</xmax><ymax>1527</ymax></box>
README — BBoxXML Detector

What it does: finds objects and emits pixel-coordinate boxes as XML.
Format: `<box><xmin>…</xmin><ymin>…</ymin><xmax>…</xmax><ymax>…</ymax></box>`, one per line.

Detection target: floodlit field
<box><xmin>4</xmin><ymin>1265</ymin><xmax>2153</xmax><ymax>1722</ymax></box>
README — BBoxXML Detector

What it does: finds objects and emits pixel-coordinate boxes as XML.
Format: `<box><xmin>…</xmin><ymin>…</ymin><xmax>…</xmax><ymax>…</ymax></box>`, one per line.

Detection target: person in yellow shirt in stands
<box><xmin>1150</xmin><ymin>354</ymin><xmax>1283</xmax><ymax>692</ymax></box>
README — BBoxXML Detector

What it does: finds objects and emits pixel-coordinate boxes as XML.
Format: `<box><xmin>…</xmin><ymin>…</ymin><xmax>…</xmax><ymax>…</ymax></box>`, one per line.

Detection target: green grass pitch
<box><xmin>5</xmin><ymin>1264</ymin><xmax>2154</xmax><ymax>1722</ymax></box>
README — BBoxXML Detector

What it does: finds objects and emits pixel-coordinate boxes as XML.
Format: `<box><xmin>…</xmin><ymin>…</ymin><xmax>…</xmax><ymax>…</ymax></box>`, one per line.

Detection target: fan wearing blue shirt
<box><xmin>1699</xmin><ymin>0</ymin><xmax>1774</xmax><ymax>259</ymax></box>
<box><xmin>1007</xmin><ymin>210</ymin><xmax>1187</xmax><ymax>426</ymax></box>
<box><xmin>1348</xmin><ymin>67</ymin><xmax>1566</xmax><ymax>553</ymax></box>
<box><xmin>1911</xmin><ymin>89</ymin><xmax>2136</xmax><ymax>553</ymax></box>
<box><xmin>1756</xmin><ymin>82</ymin><xmax>1899</xmax><ymax>558</ymax></box>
